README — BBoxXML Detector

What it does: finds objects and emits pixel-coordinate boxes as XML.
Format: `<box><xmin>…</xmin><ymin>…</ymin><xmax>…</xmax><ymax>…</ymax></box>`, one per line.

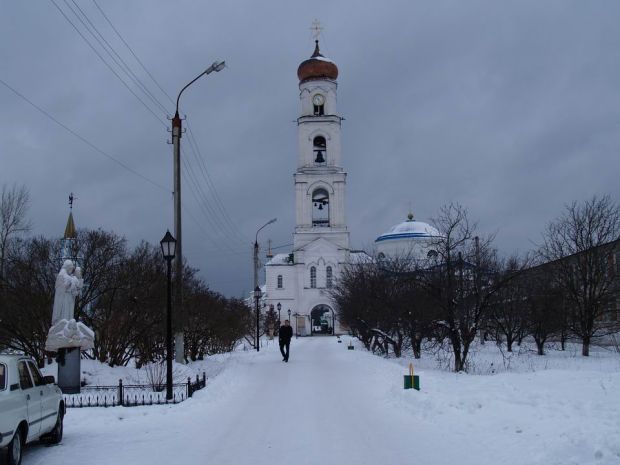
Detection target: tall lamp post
<box><xmin>160</xmin><ymin>230</ymin><xmax>176</xmax><ymax>401</ymax></box>
<box><xmin>253</xmin><ymin>218</ymin><xmax>277</xmax><ymax>292</ymax></box>
<box><xmin>277</xmin><ymin>302</ymin><xmax>282</xmax><ymax>324</ymax></box>
<box><xmin>254</xmin><ymin>286</ymin><xmax>262</xmax><ymax>352</ymax></box>
<box><xmin>171</xmin><ymin>61</ymin><xmax>226</xmax><ymax>363</ymax></box>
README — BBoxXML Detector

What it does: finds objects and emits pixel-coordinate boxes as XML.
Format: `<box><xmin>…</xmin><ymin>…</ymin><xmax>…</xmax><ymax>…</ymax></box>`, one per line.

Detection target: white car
<box><xmin>0</xmin><ymin>355</ymin><xmax>65</xmax><ymax>465</ymax></box>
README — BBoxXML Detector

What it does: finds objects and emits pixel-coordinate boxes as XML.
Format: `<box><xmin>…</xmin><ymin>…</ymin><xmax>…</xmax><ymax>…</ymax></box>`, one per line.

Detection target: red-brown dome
<box><xmin>297</xmin><ymin>40</ymin><xmax>338</xmax><ymax>83</ymax></box>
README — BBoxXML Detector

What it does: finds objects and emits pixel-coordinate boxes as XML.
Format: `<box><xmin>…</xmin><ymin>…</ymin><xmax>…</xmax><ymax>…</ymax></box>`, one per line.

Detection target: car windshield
<box><xmin>0</xmin><ymin>364</ymin><xmax>5</xmax><ymax>390</ymax></box>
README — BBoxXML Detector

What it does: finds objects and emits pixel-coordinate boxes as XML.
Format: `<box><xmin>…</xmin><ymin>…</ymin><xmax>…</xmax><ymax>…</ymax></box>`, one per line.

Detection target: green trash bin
<box><xmin>404</xmin><ymin>375</ymin><xmax>420</xmax><ymax>390</ymax></box>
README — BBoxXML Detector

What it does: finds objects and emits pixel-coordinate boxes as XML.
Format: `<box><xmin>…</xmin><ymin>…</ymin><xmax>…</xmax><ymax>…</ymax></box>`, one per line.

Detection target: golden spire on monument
<box><xmin>64</xmin><ymin>193</ymin><xmax>77</xmax><ymax>239</ymax></box>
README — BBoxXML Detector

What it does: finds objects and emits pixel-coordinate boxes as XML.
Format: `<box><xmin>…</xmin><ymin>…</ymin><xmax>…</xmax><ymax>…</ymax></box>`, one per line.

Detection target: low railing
<box><xmin>64</xmin><ymin>372</ymin><xmax>207</xmax><ymax>408</ymax></box>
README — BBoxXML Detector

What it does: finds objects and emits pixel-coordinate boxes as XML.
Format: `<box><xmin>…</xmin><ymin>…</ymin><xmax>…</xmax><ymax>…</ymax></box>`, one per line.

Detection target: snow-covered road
<box><xmin>19</xmin><ymin>337</ymin><xmax>620</xmax><ymax>465</ymax></box>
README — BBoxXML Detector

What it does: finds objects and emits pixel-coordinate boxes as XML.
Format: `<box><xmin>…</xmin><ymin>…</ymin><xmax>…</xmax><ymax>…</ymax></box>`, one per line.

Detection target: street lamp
<box><xmin>253</xmin><ymin>218</ymin><xmax>277</xmax><ymax>293</ymax></box>
<box><xmin>254</xmin><ymin>286</ymin><xmax>262</xmax><ymax>352</ymax></box>
<box><xmin>287</xmin><ymin>308</ymin><xmax>291</xmax><ymax>322</ymax></box>
<box><xmin>160</xmin><ymin>230</ymin><xmax>176</xmax><ymax>401</ymax></box>
<box><xmin>171</xmin><ymin>61</ymin><xmax>226</xmax><ymax>364</ymax></box>
<box><xmin>277</xmin><ymin>302</ymin><xmax>282</xmax><ymax>323</ymax></box>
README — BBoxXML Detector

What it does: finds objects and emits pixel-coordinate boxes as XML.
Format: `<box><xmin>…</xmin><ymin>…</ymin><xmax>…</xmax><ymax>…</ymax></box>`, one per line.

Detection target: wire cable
<box><xmin>67</xmin><ymin>0</ymin><xmax>169</xmax><ymax>115</ymax></box>
<box><xmin>0</xmin><ymin>77</ymin><xmax>168</xmax><ymax>193</ymax></box>
<box><xmin>49</xmin><ymin>0</ymin><xmax>167</xmax><ymax>127</ymax></box>
<box><xmin>92</xmin><ymin>0</ymin><xmax>175</xmax><ymax>106</ymax></box>
<box><xmin>88</xmin><ymin>1</ymin><xmax>248</xmax><ymax>246</ymax></box>
<box><xmin>184</xmin><ymin>122</ymin><xmax>248</xmax><ymax>244</ymax></box>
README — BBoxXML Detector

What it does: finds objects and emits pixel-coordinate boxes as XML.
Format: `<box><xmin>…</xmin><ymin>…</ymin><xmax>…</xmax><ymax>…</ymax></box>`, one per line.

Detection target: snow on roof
<box><xmin>375</xmin><ymin>218</ymin><xmax>440</xmax><ymax>243</ymax></box>
<box><xmin>266</xmin><ymin>253</ymin><xmax>292</xmax><ymax>266</ymax></box>
<box><xmin>313</xmin><ymin>55</ymin><xmax>334</xmax><ymax>63</ymax></box>
<box><xmin>349</xmin><ymin>250</ymin><xmax>373</xmax><ymax>264</ymax></box>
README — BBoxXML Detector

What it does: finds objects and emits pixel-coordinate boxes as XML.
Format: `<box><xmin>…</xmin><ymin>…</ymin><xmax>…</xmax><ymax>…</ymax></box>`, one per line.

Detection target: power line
<box><xmin>67</xmin><ymin>0</ymin><xmax>169</xmax><ymax>115</ymax></box>
<box><xmin>0</xmin><ymin>77</ymin><xmax>168</xmax><ymax>193</ymax></box>
<box><xmin>50</xmin><ymin>0</ymin><xmax>253</xmax><ymax>259</ymax></box>
<box><xmin>92</xmin><ymin>0</ymin><xmax>175</xmax><ymax>106</ymax></box>
<box><xmin>184</xmin><ymin>122</ymin><xmax>248</xmax><ymax>244</ymax></box>
<box><xmin>182</xmin><ymin>150</ymin><xmax>245</xmax><ymax>247</ymax></box>
<box><xmin>87</xmin><ymin>1</ymin><xmax>248</xmax><ymax>247</ymax></box>
<box><xmin>49</xmin><ymin>0</ymin><xmax>167</xmax><ymax>127</ymax></box>
<box><xmin>181</xmin><ymin>156</ymin><xmax>245</xmax><ymax>253</ymax></box>
<box><xmin>0</xmin><ymin>76</ymin><xmax>249</xmax><ymax>258</ymax></box>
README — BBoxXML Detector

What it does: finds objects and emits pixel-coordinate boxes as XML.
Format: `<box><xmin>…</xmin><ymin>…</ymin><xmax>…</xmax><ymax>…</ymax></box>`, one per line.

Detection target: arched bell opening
<box><xmin>312</xmin><ymin>188</ymin><xmax>330</xmax><ymax>227</ymax></box>
<box><xmin>313</xmin><ymin>136</ymin><xmax>326</xmax><ymax>164</ymax></box>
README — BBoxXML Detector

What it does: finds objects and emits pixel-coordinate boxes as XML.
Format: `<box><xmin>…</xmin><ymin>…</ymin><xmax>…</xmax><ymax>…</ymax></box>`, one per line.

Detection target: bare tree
<box><xmin>0</xmin><ymin>237</ymin><xmax>57</xmax><ymax>365</ymax></box>
<box><xmin>489</xmin><ymin>256</ymin><xmax>529</xmax><ymax>352</ymax></box>
<box><xmin>522</xmin><ymin>269</ymin><xmax>564</xmax><ymax>355</ymax></box>
<box><xmin>0</xmin><ymin>184</ymin><xmax>31</xmax><ymax>280</ymax></box>
<box><xmin>540</xmin><ymin>195</ymin><xmax>620</xmax><ymax>356</ymax></box>
<box><xmin>422</xmin><ymin>203</ymin><xmax>508</xmax><ymax>372</ymax></box>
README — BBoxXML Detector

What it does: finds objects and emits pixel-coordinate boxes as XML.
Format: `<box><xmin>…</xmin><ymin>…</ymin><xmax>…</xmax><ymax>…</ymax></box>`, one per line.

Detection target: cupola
<box><xmin>297</xmin><ymin>40</ymin><xmax>339</xmax><ymax>83</ymax></box>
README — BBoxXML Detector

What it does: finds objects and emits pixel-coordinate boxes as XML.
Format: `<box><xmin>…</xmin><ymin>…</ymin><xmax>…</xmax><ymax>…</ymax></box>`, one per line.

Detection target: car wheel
<box><xmin>7</xmin><ymin>429</ymin><xmax>23</xmax><ymax>465</ymax></box>
<box><xmin>47</xmin><ymin>410</ymin><xmax>64</xmax><ymax>444</ymax></box>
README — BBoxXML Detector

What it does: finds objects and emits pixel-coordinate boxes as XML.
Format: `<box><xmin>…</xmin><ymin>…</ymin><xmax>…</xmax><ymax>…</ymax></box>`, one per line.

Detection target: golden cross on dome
<box><xmin>310</xmin><ymin>19</ymin><xmax>323</xmax><ymax>40</ymax></box>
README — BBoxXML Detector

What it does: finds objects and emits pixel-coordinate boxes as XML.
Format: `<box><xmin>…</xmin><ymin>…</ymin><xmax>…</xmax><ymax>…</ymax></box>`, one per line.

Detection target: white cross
<box><xmin>310</xmin><ymin>19</ymin><xmax>323</xmax><ymax>40</ymax></box>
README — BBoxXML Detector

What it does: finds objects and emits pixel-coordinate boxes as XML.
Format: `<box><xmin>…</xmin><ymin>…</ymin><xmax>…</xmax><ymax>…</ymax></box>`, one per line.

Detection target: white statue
<box><xmin>46</xmin><ymin>260</ymin><xmax>94</xmax><ymax>352</ymax></box>
<box><xmin>51</xmin><ymin>260</ymin><xmax>81</xmax><ymax>325</ymax></box>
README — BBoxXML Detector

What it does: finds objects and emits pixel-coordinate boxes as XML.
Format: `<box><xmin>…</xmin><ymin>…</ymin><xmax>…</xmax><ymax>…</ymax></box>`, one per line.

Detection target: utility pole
<box><xmin>253</xmin><ymin>218</ymin><xmax>277</xmax><ymax>350</ymax></box>
<box><xmin>171</xmin><ymin>112</ymin><xmax>184</xmax><ymax>364</ymax></box>
<box><xmin>170</xmin><ymin>61</ymin><xmax>226</xmax><ymax>364</ymax></box>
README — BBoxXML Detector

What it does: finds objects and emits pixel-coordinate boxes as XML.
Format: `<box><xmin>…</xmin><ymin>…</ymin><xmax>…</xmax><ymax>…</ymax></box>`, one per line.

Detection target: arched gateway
<box><xmin>310</xmin><ymin>305</ymin><xmax>335</xmax><ymax>335</ymax></box>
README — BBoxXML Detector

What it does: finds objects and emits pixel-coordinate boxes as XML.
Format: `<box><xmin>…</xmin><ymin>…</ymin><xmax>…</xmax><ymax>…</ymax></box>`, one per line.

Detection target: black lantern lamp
<box><xmin>160</xmin><ymin>230</ymin><xmax>176</xmax><ymax>261</ymax></box>
<box><xmin>160</xmin><ymin>230</ymin><xmax>176</xmax><ymax>401</ymax></box>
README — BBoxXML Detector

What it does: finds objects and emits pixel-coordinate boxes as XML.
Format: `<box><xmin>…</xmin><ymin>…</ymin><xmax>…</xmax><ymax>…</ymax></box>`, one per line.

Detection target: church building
<box><xmin>263</xmin><ymin>40</ymin><xmax>363</xmax><ymax>336</ymax></box>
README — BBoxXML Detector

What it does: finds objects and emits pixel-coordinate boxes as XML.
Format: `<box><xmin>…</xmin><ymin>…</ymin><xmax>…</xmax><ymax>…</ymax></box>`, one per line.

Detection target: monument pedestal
<box><xmin>58</xmin><ymin>348</ymin><xmax>81</xmax><ymax>394</ymax></box>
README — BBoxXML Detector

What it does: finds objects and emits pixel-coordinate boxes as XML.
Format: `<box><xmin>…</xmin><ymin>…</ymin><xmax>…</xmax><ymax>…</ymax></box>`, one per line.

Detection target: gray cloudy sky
<box><xmin>2</xmin><ymin>1</ymin><xmax>619</xmax><ymax>297</ymax></box>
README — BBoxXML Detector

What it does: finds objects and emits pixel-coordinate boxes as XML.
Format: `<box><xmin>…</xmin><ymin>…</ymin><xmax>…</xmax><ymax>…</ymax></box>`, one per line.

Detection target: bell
<box><xmin>314</xmin><ymin>150</ymin><xmax>325</xmax><ymax>163</ymax></box>
<box><xmin>318</xmin><ymin>204</ymin><xmax>323</xmax><ymax>210</ymax></box>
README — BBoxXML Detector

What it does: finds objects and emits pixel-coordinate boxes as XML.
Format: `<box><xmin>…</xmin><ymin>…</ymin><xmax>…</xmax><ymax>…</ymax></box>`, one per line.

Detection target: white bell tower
<box><xmin>293</xmin><ymin>40</ymin><xmax>349</xmax><ymax>252</ymax></box>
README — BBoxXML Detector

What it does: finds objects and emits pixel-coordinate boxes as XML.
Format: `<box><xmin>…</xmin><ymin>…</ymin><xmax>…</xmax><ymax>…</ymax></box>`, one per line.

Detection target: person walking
<box><xmin>279</xmin><ymin>319</ymin><xmax>293</xmax><ymax>362</ymax></box>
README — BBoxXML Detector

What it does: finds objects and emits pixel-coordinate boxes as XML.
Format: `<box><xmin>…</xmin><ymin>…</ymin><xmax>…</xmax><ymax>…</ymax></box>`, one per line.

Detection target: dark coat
<box><xmin>279</xmin><ymin>325</ymin><xmax>293</xmax><ymax>343</ymax></box>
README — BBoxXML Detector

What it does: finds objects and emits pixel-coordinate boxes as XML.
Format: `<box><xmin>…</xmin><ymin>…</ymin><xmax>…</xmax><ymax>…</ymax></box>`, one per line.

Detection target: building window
<box><xmin>312</xmin><ymin>188</ymin><xmax>329</xmax><ymax>227</ymax></box>
<box><xmin>310</xmin><ymin>266</ymin><xmax>317</xmax><ymax>288</ymax></box>
<box><xmin>277</xmin><ymin>275</ymin><xmax>283</xmax><ymax>289</ymax></box>
<box><xmin>326</xmin><ymin>266</ymin><xmax>333</xmax><ymax>288</ymax></box>
<box><xmin>313</xmin><ymin>136</ymin><xmax>326</xmax><ymax>163</ymax></box>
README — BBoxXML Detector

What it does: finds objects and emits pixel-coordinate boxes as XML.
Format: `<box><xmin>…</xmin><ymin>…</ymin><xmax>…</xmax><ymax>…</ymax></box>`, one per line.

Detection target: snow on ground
<box><xmin>16</xmin><ymin>337</ymin><xmax>620</xmax><ymax>465</ymax></box>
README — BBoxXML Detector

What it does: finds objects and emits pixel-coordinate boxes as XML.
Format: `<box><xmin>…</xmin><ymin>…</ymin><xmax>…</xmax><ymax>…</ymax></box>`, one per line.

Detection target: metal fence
<box><xmin>64</xmin><ymin>373</ymin><xmax>207</xmax><ymax>408</ymax></box>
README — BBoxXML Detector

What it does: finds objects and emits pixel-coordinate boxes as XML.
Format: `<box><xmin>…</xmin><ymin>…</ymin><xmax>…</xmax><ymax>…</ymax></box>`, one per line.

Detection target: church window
<box><xmin>312</xmin><ymin>188</ymin><xmax>330</xmax><ymax>227</ymax></box>
<box><xmin>310</xmin><ymin>267</ymin><xmax>317</xmax><ymax>288</ymax></box>
<box><xmin>326</xmin><ymin>266</ymin><xmax>333</xmax><ymax>288</ymax></box>
<box><xmin>277</xmin><ymin>275</ymin><xmax>283</xmax><ymax>289</ymax></box>
<box><xmin>313</xmin><ymin>136</ymin><xmax>326</xmax><ymax>163</ymax></box>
